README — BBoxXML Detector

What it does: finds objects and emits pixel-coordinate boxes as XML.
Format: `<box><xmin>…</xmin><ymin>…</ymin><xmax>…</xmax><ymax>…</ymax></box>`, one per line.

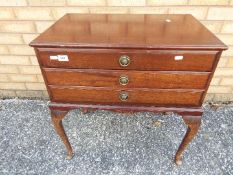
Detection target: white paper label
<box><xmin>174</xmin><ymin>55</ymin><xmax>183</xmax><ymax>61</ymax></box>
<box><xmin>50</xmin><ymin>55</ymin><xmax>58</xmax><ymax>60</ymax></box>
<box><xmin>57</xmin><ymin>55</ymin><xmax>69</xmax><ymax>61</ymax></box>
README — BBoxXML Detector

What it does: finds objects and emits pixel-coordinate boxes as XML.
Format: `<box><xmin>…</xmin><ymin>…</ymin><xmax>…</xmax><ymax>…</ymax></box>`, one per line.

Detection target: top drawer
<box><xmin>37</xmin><ymin>48</ymin><xmax>218</xmax><ymax>71</ymax></box>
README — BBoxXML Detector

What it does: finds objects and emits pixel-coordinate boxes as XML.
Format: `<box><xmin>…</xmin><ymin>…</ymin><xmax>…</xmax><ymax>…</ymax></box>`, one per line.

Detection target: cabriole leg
<box><xmin>175</xmin><ymin>115</ymin><xmax>202</xmax><ymax>165</ymax></box>
<box><xmin>51</xmin><ymin>110</ymin><xmax>74</xmax><ymax>160</ymax></box>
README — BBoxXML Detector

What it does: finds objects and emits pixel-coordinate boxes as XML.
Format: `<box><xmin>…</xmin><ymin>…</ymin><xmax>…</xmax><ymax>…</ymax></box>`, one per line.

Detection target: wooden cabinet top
<box><xmin>30</xmin><ymin>14</ymin><xmax>227</xmax><ymax>50</ymax></box>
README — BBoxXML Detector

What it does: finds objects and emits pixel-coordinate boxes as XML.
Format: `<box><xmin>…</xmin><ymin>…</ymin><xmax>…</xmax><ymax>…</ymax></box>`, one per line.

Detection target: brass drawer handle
<box><xmin>119</xmin><ymin>91</ymin><xmax>128</xmax><ymax>101</ymax></box>
<box><xmin>119</xmin><ymin>55</ymin><xmax>130</xmax><ymax>67</ymax></box>
<box><xmin>119</xmin><ymin>75</ymin><xmax>129</xmax><ymax>85</ymax></box>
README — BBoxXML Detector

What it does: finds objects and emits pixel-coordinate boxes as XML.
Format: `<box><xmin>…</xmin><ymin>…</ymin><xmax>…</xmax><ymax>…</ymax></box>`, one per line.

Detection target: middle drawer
<box><xmin>43</xmin><ymin>68</ymin><xmax>210</xmax><ymax>89</ymax></box>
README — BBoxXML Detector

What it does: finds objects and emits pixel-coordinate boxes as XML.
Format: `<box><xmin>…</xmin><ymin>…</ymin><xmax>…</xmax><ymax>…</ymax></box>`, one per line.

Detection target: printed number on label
<box><xmin>58</xmin><ymin>55</ymin><xmax>69</xmax><ymax>61</ymax></box>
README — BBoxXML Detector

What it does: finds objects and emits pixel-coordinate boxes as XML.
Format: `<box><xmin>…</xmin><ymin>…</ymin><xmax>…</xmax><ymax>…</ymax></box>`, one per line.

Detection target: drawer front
<box><xmin>44</xmin><ymin>68</ymin><xmax>210</xmax><ymax>89</ymax></box>
<box><xmin>37</xmin><ymin>48</ymin><xmax>217</xmax><ymax>71</ymax></box>
<box><xmin>49</xmin><ymin>86</ymin><xmax>204</xmax><ymax>106</ymax></box>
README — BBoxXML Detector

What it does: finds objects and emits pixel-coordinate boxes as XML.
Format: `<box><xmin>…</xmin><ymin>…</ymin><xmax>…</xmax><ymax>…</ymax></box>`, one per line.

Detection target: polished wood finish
<box><xmin>29</xmin><ymin>14</ymin><xmax>227</xmax><ymax>165</ymax></box>
<box><xmin>49</xmin><ymin>102</ymin><xmax>202</xmax><ymax>116</ymax></box>
<box><xmin>175</xmin><ymin>115</ymin><xmax>202</xmax><ymax>165</ymax></box>
<box><xmin>30</xmin><ymin>14</ymin><xmax>227</xmax><ymax>50</ymax></box>
<box><xmin>51</xmin><ymin>110</ymin><xmax>74</xmax><ymax>159</ymax></box>
<box><xmin>49</xmin><ymin>103</ymin><xmax>203</xmax><ymax>116</ymax></box>
<box><xmin>44</xmin><ymin>68</ymin><xmax>210</xmax><ymax>89</ymax></box>
<box><xmin>49</xmin><ymin>86</ymin><xmax>204</xmax><ymax>106</ymax></box>
<box><xmin>38</xmin><ymin>48</ymin><xmax>217</xmax><ymax>71</ymax></box>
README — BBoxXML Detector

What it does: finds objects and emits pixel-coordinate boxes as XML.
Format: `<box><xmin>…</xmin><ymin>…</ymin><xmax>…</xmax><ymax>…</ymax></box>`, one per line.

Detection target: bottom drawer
<box><xmin>49</xmin><ymin>86</ymin><xmax>204</xmax><ymax>106</ymax></box>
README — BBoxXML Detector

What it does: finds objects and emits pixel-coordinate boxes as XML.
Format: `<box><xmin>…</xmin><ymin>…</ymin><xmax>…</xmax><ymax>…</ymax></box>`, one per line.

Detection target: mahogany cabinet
<box><xmin>30</xmin><ymin>14</ymin><xmax>227</xmax><ymax>165</ymax></box>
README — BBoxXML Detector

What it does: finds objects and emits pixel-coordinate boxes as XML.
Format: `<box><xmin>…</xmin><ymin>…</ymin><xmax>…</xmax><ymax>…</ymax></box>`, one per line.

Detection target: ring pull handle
<box><xmin>119</xmin><ymin>55</ymin><xmax>130</xmax><ymax>67</ymax></box>
<box><xmin>119</xmin><ymin>75</ymin><xmax>129</xmax><ymax>85</ymax></box>
<box><xmin>119</xmin><ymin>91</ymin><xmax>128</xmax><ymax>101</ymax></box>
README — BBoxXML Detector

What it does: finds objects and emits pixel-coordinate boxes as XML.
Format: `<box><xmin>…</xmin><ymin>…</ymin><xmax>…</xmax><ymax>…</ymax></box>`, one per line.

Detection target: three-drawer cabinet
<box><xmin>30</xmin><ymin>14</ymin><xmax>227</xmax><ymax>165</ymax></box>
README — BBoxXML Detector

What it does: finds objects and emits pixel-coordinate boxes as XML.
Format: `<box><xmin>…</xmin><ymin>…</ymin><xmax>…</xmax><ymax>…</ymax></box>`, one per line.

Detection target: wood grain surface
<box><xmin>49</xmin><ymin>85</ymin><xmax>204</xmax><ymax>106</ymax></box>
<box><xmin>30</xmin><ymin>14</ymin><xmax>227</xmax><ymax>50</ymax></box>
<box><xmin>38</xmin><ymin>48</ymin><xmax>217</xmax><ymax>71</ymax></box>
<box><xmin>44</xmin><ymin>68</ymin><xmax>210</xmax><ymax>89</ymax></box>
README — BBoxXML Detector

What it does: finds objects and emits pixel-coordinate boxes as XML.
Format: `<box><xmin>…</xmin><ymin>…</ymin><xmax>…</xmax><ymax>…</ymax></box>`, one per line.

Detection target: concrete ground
<box><xmin>0</xmin><ymin>99</ymin><xmax>232</xmax><ymax>175</ymax></box>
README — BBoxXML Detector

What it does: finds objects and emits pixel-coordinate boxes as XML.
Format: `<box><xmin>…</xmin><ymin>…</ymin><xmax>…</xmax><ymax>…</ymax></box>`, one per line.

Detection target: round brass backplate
<box><xmin>119</xmin><ymin>75</ymin><xmax>129</xmax><ymax>85</ymax></box>
<box><xmin>119</xmin><ymin>91</ymin><xmax>128</xmax><ymax>101</ymax></box>
<box><xmin>119</xmin><ymin>55</ymin><xmax>130</xmax><ymax>67</ymax></box>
